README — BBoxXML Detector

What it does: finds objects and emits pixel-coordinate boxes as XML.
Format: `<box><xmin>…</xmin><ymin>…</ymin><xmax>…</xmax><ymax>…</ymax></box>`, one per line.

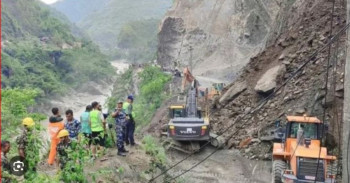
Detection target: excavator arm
<box><xmin>181</xmin><ymin>67</ymin><xmax>196</xmax><ymax>93</ymax></box>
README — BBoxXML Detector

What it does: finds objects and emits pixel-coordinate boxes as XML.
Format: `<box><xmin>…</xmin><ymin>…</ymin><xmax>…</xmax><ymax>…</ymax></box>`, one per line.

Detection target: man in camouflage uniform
<box><xmin>16</xmin><ymin>117</ymin><xmax>35</xmax><ymax>159</ymax></box>
<box><xmin>56</xmin><ymin>129</ymin><xmax>73</xmax><ymax>170</ymax></box>
<box><xmin>112</xmin><ymin>101</ymin><xmax>128</xmax><ymax>156</ymax></box>
<box><xmin>1</xmin><ymin>140</ymin><xmax>16</xmax><ymax>183</ymax></box>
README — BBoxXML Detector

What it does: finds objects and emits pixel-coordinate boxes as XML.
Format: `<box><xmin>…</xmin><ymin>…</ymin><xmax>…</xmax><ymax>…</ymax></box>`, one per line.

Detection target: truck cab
<box><xmin>272</xmin><ymin>116</ymin><xmax>337</xmax><ymax>183</ymax></box>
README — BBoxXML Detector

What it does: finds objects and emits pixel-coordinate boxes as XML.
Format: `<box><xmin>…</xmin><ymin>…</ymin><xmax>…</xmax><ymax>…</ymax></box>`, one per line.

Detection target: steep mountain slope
<box><xmin>78</xmin><ymin>0</ymin><xmax>172</xmax><ymax>58</ymax></box>
<box><xmin>1</xmin><ymin>0</ymin><xmax>114</xmax><ymax>95</ymax></box>
<box><xmin>52</xmin><ymin>0</ymin><xmax>109</xmax><ymax>23</ymax></box>
<box><xmin>157</xmin><ymin>0</ymin><xmax>281</xmax><ymax>81</ymax></box>
<box><xmin>210</xmin><ymin>0</ymin><xmax>346</xmax><ymax>159</ymax></box>
<box><xmin>156</xmin><ymin>0</ymin><xmax>346</xmax><ymax>163</ymax></box>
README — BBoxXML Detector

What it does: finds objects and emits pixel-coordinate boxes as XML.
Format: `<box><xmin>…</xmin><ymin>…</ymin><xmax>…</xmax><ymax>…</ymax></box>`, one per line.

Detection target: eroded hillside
<box><xmin>157</xmin><ymin>0</ymin><xmax>281</xmax><ymax>81</ymax></box>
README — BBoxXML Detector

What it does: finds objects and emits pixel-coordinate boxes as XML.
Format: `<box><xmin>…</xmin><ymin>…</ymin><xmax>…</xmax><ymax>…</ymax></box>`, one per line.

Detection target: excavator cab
<box><xmin>272</xmin><ymin>116</ymin><xmax>337</xmax><ymax>183</ymax></box>
<box><xmin>169</xmin><ymin>105</ymin><xmax>186</xmax><ymax>118</ymax></box>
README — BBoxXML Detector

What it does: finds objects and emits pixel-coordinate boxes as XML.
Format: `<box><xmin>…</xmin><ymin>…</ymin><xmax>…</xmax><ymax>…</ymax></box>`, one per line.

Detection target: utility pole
<box><xmin>343</xmin><ymin>1</ymin><xmax>350</xmax><ymax>182</ymax></box>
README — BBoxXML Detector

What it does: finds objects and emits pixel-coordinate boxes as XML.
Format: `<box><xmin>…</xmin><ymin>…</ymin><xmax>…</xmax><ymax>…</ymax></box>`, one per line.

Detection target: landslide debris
<box><xmin>211</xmin><ymin>0</ymin><xmax>346</xmax><ymax>160</ymax></box>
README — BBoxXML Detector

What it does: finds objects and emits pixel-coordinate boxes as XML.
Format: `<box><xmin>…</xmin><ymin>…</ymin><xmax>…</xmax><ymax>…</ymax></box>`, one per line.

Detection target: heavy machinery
<box><xmin>272</xmin><ymin>115</ymin><xmax>337</xmax><ymax>183</ymax></box>
<box><xmin>163</xmin><ymin>67</ymin><xmax>224</xmax><ymax>153</ymax></box>
<box><xmin>207</xmin><ymin>83</ymin><xmax>226</xmax><ymax>99</ymax></box>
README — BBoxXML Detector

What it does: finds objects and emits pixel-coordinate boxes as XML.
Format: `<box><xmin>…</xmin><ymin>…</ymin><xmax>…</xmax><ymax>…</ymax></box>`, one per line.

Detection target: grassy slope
<box><xmin>1</xmin><ymin>0</ymin><xmax>114</xmax><ymax>95</ymax></box>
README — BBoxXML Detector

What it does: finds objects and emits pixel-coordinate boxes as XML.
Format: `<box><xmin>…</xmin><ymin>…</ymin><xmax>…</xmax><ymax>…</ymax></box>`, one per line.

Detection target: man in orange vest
<box><xmin>48</xmin><ymin>107</ymin><xmax>64</xmax><ymax>165</ymax></box>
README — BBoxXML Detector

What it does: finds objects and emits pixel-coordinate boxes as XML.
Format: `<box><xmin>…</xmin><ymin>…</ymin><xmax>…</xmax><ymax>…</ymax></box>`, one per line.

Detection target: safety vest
<box><xmin>90</xmin><ymin>110</ymin><xmax>104</xmax><ymax>132</ymax></box>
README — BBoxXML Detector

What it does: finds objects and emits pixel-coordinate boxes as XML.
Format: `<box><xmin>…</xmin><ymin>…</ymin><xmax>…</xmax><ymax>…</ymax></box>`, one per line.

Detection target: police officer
<box><xmin>112</xmin><ymin>101</ymin><xmax>128</xmax><ymax>156</ymax></box>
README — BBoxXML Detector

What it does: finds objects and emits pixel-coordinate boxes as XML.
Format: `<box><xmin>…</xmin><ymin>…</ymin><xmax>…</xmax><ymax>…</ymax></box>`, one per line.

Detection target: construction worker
<box><xmin>90</xmin><ymin>101</ymin><xmax>106</xmax><ymax>158</ymax></box>
<box><xmin>16</xmin><ymin>117</ymin><xmax>35</xmax><ymax>158</ymax></box>
<box><xmin>123</xmin><ymin>95</ymin><xmax>136</xmax><ymax>146</ymax></box>
<box><xmin>56</xmin><ymin>129</ymin><xmax>73</xmax><ymax>170</ymax></box>
<box><xmin>48</xmin><ymin>107</ymin><xmax>65</xmax><ymax>165</ymax></box>
<box><xmin>1</xmin><ymin>140</ymin><xmax>16</xmax><ymax>183</ymax></box>
<box><xmin>80</xmin><ymin>105</ymin><xmax>92</xmax><ymax>146</ymax></box>
<box><xmin>112</xmin><ymin>101</ymin><xmax>128</xmax><ymax>156</ymax></box>
<box><xmin>65</xmin><ymin>109</ymin><xmax>81</xmax><ymax>140</ymax></box>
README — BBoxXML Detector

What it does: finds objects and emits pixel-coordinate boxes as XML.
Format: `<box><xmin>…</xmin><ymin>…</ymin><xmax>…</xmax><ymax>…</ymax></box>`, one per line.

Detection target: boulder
<box><xmin>254</xmin><ymin>65</ymin><xmax>286</xmax><ymax>94</ymax></box>
<box><xmin>219</xmin><ymin>81</ymin><xmax>247</xmax><ymax>105</ymax></box>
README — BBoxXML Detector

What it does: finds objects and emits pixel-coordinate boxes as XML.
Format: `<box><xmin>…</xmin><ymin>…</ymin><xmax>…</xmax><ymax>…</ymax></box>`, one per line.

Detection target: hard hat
<box><xmin>22</xmin><ymin>117</ymin><xmax>35</xmax><ymax>127</ymax></box>
<box><xmin>57</xmin><ymin>129</ymin><xmax>69</xmax><ymax>138</ymax></box>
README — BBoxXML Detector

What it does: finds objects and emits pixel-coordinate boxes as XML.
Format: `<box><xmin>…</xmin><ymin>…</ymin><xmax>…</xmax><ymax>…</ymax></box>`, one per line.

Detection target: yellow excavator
<box><xmin>163</xmin><ymin>67</ymin><xmax>224</xmax><ymax>153</ymax></box>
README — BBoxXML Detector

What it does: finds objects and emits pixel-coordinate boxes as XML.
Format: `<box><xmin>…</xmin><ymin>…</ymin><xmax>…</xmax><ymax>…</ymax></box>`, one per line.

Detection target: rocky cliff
<box><xmin>211</xmin><ymin>0</ymin><xmax>346</xmax><ymax>160</ymax></box>
<box><xmin>157</xmin><ymin>0</ymin><xmax>281</xmax><ymax>81</ymax></box>
<box><xmin>157</xmin><ymin>0</ymin><xmax>346</xmax><ymax>162</ymax></box>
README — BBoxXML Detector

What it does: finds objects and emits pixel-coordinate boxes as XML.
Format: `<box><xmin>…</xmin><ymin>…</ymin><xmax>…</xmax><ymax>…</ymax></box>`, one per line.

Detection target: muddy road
<box><xmin>163</xmin><ymin>146</ymin><xmax>271</xmax><ymax>183</ymax></box>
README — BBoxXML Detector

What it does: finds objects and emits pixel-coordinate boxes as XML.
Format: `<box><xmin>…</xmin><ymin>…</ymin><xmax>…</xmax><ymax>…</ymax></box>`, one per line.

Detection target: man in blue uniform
<box><xmin>112</xmin><ymin>101</ymin><xmax>128</xmax><ymax>156</ymax></box>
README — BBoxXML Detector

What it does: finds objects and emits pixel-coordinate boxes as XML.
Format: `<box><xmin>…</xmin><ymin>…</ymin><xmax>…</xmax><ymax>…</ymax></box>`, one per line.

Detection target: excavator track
<box><xmin>162</xmin><ymin>138</ymin><xmax>201</xmax><ymax>154</ymax></box>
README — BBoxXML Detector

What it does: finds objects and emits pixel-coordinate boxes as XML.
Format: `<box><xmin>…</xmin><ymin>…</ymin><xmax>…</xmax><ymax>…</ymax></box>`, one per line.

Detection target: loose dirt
<box><xmin>163</xmin><ymin>147</ymin><xmax>271</xmax><ymax>183</ymax></box>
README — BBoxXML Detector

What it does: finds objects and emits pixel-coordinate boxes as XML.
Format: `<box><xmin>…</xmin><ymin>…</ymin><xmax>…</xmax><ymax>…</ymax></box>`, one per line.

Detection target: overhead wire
<box><xmin>315</xmin><ymin>0</ymin><xmax>336</xmax><ymax>181</ymax></box>
<box><xmin>149</xmin><ymin>12</ymin><xmax>350</xmax><ymax>183</ymax></box>
<box><xmin>171</xmin><ymin>23</ymin><xmax>350</xmax><ymax>183</ymax></box>
<box><xmin>150</xmin><ymin>20</ymin><xmax>350</xmax><ymax>182</ymax></box>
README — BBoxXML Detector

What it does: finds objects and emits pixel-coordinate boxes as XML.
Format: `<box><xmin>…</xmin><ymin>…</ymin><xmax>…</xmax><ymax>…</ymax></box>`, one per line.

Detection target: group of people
<box><xmin>47</xmin><ymin>95</ymin><xmax>136</xmax><ymax>168</ymax></box>
<box><xmin>1</xmin><ymin>95</ymin><xmax>136</xmax><ymax>182</ymax></box>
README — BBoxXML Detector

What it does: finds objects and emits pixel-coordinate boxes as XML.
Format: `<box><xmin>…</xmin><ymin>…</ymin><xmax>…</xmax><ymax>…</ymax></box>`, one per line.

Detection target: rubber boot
<box><xmin>117</xmin><ymin>151</ymin><xmax>126</xmax><ymax>157</ymax></box>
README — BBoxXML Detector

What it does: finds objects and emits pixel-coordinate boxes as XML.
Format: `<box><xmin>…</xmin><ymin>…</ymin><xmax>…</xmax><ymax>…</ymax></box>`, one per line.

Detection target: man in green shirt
<box><xmin>89</xmin><ymin>101</ymin><xmax>106</xmax><ymax>158</ymax></box>
<box><xmin>123</xmin><ymin>95</ymin><xmax>135</xmax><ymax>146</ymax></box>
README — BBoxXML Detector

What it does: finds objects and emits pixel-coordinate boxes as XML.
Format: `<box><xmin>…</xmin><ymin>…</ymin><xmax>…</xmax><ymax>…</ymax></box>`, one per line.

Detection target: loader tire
<box><xmin>326</xmin><ymin>160</ymin><xmax>338</xmax><ymax>176</ymax></box>
<box><xmin>272</xmin><ymin>159</ymin><xmax>286</xmax><ymax>183</ymax></box>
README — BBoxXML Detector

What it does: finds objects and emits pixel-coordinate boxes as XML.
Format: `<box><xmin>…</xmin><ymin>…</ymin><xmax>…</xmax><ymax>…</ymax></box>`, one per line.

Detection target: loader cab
<box><xmin>272</xmin><ymin>116</ymin><xmax>337</xmax><ymax>183</ymax></box>
<box><xmin>285</xmin><ymin>116</ymin><xmax>323</xmax><ymax>140</ymax></box>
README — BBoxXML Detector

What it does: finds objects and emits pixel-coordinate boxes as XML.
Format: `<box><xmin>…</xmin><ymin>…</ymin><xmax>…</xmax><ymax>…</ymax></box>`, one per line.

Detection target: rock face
<box><xmin>219</xmin><ymin>81</ymin><xmax>247</xmax><ymax>105</ymax></box>
<box><xmin>209</xmin><ymin>0</ymin><xmax>346</xmax><ymax>160</ymax></box>
<box><xmin>254</xmin><ymin>65</ymin><xmax>286</xmax><ymax>93</ymax></box>
<box><xmin>157</xmin><ymin>0</ymin><xmax>281</xmax><ymax>80</ymax></box>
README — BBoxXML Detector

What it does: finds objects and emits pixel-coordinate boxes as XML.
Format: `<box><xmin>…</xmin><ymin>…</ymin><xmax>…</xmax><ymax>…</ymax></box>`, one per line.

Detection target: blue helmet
<box><xmin>127</xmin><ymin>95</ymin><xmax>134</xmax><ymax>101</ymax></box>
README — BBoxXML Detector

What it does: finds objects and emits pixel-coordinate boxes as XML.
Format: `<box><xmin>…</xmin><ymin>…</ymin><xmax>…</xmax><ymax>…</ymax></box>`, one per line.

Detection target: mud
<box><xmin>165</xmin><ymin>147</ymin><xmax>271</xmax><ymax>183</ymax></box>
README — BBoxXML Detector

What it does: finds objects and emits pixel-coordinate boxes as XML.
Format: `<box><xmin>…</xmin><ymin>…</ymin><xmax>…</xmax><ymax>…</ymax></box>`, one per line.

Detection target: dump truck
<box><xmin>272</xmin><ymin>116</ymin><xmax>337</xmax><ymax>183</ymax></box>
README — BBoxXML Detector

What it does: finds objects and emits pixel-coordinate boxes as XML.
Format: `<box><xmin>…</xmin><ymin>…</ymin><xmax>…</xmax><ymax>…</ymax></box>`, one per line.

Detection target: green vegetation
<box><xmin>1</xmin><ymin>88</ymin><xmax>46</xmax><ymax>139</ymax></box>
<box><xmin>59</xmin><ymin>141</ymin><xmax>90</xmax><ymax>182</ymax></box>
<box><xmin>134</xmin><ymin>66</ymin><xmax>171</xmax><ymax>128</ymax></box>
<box><xmin>107</xmin><ymin>66</ymin><xmax>171</xmax><ymax>129</ymax></box>
<box><xmin>1</xmin><ymin>88</ymin><xmax>47</xmax><ymax>182</ymax></box>
<box><xmin>113</xmin><ymin>19</ymin><xmax>160</xmax><ymax>62</ymax></box>
<box><xmin>70</xmin><ymin>0</ymin><xmax>172</xmax><ymax>60</ymax></box>
<box><xmin>1</xmin><ymin>1</ymin><xmax>115</xmax><ymax>182</ymax></box>
<box><xmin>142</xmin><ymin>135</ymin><xmax>171</xmax><ymax>182</ymax></box>
<box><xmin>1</xmin><ymin>0</ymin><xmax>114</xmax><ymax>95</ymax></box>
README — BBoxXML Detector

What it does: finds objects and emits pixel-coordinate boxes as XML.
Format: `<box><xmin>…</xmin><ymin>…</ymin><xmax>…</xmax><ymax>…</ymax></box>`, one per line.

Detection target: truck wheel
<box><xmin>326</xmin><ymin>160</ymin><xmax>338</xmax><ymax>176</ymax></box>
<box><xmin>272</xmin><ymin>159</ymin><xmax>286</xmax><ymax>183</ymax></box>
